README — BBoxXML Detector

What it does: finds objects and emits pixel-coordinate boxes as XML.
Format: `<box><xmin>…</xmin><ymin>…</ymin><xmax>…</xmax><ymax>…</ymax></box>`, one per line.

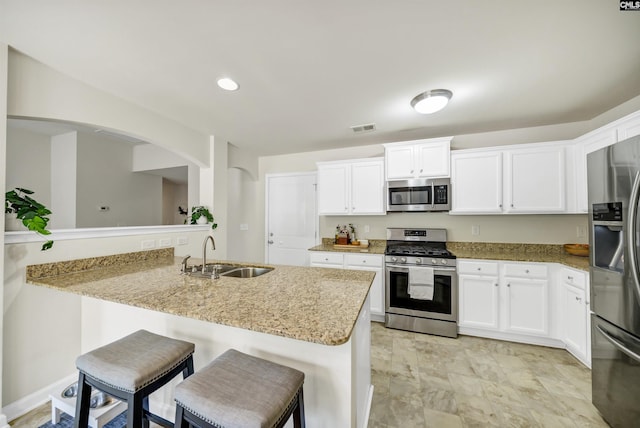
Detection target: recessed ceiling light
<box><xmin>217</xmin><ymin>77</ymin><xmax>239</xmax><ymax>91</ymax></box>
<box><xmin>411</xmin><ymin>89</ymin><xmax>452</xmax><ymax>114</ymax></box>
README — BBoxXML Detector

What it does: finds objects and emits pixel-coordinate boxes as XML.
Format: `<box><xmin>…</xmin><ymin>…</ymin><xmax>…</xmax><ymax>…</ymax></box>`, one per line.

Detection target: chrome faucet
<box><xmin>180</xmin><ymin>255</ymin><xmax>191</xmax><ymax>274</ymax></box>
<box><xmin>202</xmin><ymin>235</ymin><xmax>216</xmax><ymax>274</ymax></box>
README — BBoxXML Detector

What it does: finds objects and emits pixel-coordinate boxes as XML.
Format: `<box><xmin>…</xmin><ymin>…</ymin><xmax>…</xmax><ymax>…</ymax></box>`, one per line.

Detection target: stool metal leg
<box><xmin>74</xmin><ymin>372</ymin><xmax>92</xmax><ymax>428</ymax></box>
<box><xmin>294</xmin><ymin>388</ymin><xmax>305</xmax><ymax>428</ymax></box>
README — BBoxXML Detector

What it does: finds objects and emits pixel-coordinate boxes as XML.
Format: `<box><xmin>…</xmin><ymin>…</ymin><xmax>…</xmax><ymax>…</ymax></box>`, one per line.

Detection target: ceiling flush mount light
<box><xmin>217</xmin><ymin>77</ymin><xmax>239</xmax><ymax>91</ymax></box>
<box><xmin>411</xmin><ymin>89</ymin><xmax>453</xmax><ymax>114</ymax></box>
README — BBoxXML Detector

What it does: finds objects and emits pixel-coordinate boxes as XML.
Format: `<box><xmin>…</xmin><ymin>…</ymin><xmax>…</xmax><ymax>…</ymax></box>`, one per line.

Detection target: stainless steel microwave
<box><xmin>386</xmin><ymin>178</ymin><xmax>451</xmax><ymax>212</ymax></box>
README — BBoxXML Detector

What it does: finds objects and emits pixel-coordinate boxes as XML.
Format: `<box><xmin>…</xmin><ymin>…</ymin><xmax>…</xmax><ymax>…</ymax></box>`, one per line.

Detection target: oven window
<box><xmin>388</xmin><ymin>270</ymin><xmax>452</xmax><ymax>314</ymax></box>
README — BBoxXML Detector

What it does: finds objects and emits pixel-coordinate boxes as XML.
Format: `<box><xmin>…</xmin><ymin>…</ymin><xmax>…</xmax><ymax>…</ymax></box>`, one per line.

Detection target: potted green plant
<box><xmin>5</xmin><ymin>187</ymin><xmax>54</xmax><ymax>250</ymax></box>
<box><xmin>187</xmin><ymin>206</ymin><xmax>218</xmax><ymax>230</ymax></box>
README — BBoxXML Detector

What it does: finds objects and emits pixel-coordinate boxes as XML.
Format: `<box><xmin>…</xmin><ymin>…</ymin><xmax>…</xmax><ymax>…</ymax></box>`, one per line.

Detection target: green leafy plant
<box><xmin>186</xmin><ymin>206</ymin><xmax>218</xmax><ymax>230</ymax></box>
<box><xmin>5</xmin><ymin>187</ymin><xmax>54</xmax><ymax>250</ymax></box>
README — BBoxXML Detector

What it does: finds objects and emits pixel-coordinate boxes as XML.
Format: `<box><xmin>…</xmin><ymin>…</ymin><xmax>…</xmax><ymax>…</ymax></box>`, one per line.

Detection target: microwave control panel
<box><xmin>434</xmin><ymin>185</ymin><xmax>448</xmax><ymax>204</ymax></box>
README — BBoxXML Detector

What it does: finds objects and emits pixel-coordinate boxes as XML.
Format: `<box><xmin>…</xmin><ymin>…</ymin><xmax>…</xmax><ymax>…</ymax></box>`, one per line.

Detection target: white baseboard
<box><xmin>2</xmin><ymin>373</ymin><xmax>77</xmax><ymax>423</ymax></box>
<box><xmin>458</xmin><ymin>327</ymin><xmax>565</xmax><ymax>349</ymax></box>
<box><xmin>370</xmin><ymin>314</ymin><xmax>385</xmax><ymax>323</ymax></box>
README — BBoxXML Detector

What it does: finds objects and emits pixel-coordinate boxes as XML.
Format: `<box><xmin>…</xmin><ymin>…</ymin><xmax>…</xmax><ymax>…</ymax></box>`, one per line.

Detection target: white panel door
<box><xmin>351</xmin><ymin>160</ymin><xmax>384</xmax><ymax>214</ymax></box>
<box><xmin>317</xmin><ymin>163</ymin><xmax>349</xmax><ymax>215</ymax></box>
<box><xmin>504</xmin><ymin>278</ymin><xmax>549</xmax><ymax>336</ymax></box>
<box><xmin>459</xmin><ymin>274</ymin><xmax>499</xmax><ymax>329</ymax></box>
<box><xmin>450</xmin><ymin>151</ymin><xmax>503</xmax><ymax>213</ymax></box>
<box><xmin>416</xmin><ymin>141</ymin><xmax>450</xmax><ymax>178</ymax></box>
<box><xmin>385</xmin><ymin>145</ymin><xmax>415</xmax><ymax>180</ymax></box>
<box><xmin>266</xmin><ymin>173</ymin><xmax>317</xmax><ymax>266</ymax></box>
<box><xmin>506</xmin><ymin>146</ymin><xmax>565</xmax><ymax>213</ymax></box>
<box><xmin>563</xmin><ymin>283</ymin><xmax>588</xmax><ymax>359</ymax></box>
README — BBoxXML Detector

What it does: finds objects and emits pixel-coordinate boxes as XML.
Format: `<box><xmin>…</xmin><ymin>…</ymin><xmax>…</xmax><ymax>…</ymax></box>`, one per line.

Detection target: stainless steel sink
<box><xmin>186</xmin><ymin>263</ymin><xmax>273</xmax><ymax>279</ymax></box>
<box><xmin>221</xmin><ymin>267</ymin><xmax>274</xmax><ymax>278</ymax></box>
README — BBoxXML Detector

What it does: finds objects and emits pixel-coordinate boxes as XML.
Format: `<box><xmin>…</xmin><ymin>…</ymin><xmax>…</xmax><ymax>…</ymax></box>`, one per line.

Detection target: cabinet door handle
<box><xmin>568</xmin><ymin>276</ymin><xmax>573</xmax><ymax>281</ymax></box>
<box><xmin>494</xmin><ymin>283</ymin><xmax>499</xmax><ymax>287</ymax></box>
<box><xmin>511</xmin><ymin>204</ymin><xmax>514</xmax><ymax>208</ymax></box>
<box><xmin>576</xmin><ymin>296</ymin><xmax>582</xmax><ymax>302</ymax></box>
<box><xmin>499</xmin><ymin>204</ymin><xmax>502</xmax><ymax>208</ymax></box>
<box><xmin>507</xmin><ymin>283</ymin><xmax>511</xmax><ymax>287</ymax></box>
<box><xmin>477</xmin><ymin>267</ymin><xmax>481</xmax><ymax>271</ymax></box>
<box><xmin>268</xmin><ymin>240</ymin><xmax>274</xmax><ymax>244</ymax></box>
<box><xmin>420</xmin><ymin>169</ymin><xmax>423</xmax><ymax>173</ymax></box>
<box><xmin>525</xmin><ymin>269</ymin><xmax>530</xmax><ymax>274</ymax></box>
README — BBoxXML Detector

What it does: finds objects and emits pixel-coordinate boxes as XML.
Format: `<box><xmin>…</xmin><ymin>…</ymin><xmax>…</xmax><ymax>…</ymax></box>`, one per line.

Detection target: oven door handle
<box><xmin>386</xmin><ymin>265</ymin><xmax>456</xmax><ymax>273</ymax></box>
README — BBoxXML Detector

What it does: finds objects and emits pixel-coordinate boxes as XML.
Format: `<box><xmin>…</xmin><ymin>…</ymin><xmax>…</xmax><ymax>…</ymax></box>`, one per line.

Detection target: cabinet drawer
<box><xmin>309</xmin><ymin>252</ymin><xmax>344</xmax><ymax>265</ymax></box>
<box><xmin>458</xmin><ymin>260</ymin><xmax>499</xmax><ymax>275</ymax></box>
<box><xmin>503</xmin><ymin>262</ymin><xmax>547</xmax><ymax>279</ymax></box>
<box><xmin>345</xmin><ymin>254</ymin><xmax>383</xmax><ymax>268</ymax></box>
<box><xmin>561</xmin><ymin>268</ymin><xmax>587</xmax><ymax>289</ymax></box>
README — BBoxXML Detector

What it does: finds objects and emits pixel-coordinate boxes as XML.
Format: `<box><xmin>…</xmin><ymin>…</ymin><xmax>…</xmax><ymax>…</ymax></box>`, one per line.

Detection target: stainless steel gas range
<box><xmin>385</xmin><ymin>227</ymin><xmax>458</xmax><ymax>338</ymax></box>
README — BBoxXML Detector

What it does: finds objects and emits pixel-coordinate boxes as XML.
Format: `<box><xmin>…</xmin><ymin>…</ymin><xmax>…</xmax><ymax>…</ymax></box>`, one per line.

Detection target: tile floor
<box><xmin>10</xmin><ymin>323</ymin><xmax>609</xmax><ymax>427</ymax></box>
<box><xmin>369</xmin><ymin>322</ymin><xmax>608</xmax><ymax>427</ymax></box>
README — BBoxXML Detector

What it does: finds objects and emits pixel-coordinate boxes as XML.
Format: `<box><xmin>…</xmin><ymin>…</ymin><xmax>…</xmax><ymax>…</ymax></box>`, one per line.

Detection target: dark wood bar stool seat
<box><xmin>74</xmin><ymin>329</ymin><xmax>195</xmax><ymax>428</ymax></box>
<box><xmin>174</xmin><ymin>349</ymin><xmax>305</xmax><ymax>428</ymax></box>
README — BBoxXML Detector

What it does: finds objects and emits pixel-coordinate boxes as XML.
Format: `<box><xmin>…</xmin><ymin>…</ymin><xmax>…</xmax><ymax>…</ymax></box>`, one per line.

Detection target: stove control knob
<box><xmin>431</xmin><ymin>259</ymin><xmax>437</xmax><ymax>264</ymax></box>
<box><xmin>391</xmin><ymin>257</ymin><xmax>397</xmax><ymax>263</ymax></box>
<box><xmin>400</xmin><ymin>257</ymin><xmax>407</xmax><ymax>264</ymax></box>
<box><xmin>441</xmin><ymin>259</ymin><xmax>448</xmax><ymax>265</ymax></box>
<box><xmin>415</xmin><ymin>258</ymin><xmax>422</xmax><ymax>265</ymax></box>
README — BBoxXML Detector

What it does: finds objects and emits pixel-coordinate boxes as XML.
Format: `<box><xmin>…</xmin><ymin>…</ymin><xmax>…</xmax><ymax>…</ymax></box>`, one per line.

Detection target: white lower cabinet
<box><xmin>560</xmin><ymin>267</ymin><xmax>591</xmax><ymax>367</ymax></box>
<box><xmin>459</xmin><ymin>259</ymin><xmax>592</xmax><ymax>367</ymax></box>
<box><xmin>458</xmin><ymin>261</ymin><xmax>499</xmax><ymax>329</ymax></box>
<box><xmin>309</xmin><ymin>251</ymin><xmax>385</xmax><ymax>321</ymax></box>
<box><xmin>459</xmin><ymin>260</ymin><xmax>554</xmax><ymax>345</ymax></box>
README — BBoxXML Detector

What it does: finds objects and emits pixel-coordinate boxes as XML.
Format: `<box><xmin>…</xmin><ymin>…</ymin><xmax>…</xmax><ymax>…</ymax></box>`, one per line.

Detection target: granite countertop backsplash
<box><xmin>308</xmin><ymin>238</ymin><xmax>590</xmax><ymax>271</ymax></box>
<box><xmin>26</xmin><ymin>248</ymin><xmax>374</xmax><ymax>346</ymax></box>
<box><xmin>447</xmin><ymin>242</ymin><xmax>590</xmax><ymax>271</ymax></box>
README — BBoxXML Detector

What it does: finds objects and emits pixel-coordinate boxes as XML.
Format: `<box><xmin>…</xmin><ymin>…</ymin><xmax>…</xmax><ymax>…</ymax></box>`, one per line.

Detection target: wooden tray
<box><xmin>564</xmin><ymin>243</ymin><xmax>589</xmax><ymax>257</ymax></box>
<box><xmin>333</xmin><ymin>243</ymin><xmax>369</xmax><ymax>249</ymax></box>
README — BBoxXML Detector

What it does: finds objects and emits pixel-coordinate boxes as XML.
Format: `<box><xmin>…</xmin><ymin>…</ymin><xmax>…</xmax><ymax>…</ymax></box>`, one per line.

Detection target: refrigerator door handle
<box><xmin>627</xmin><ymin>170</ymin><xmax>640</xmax><ymax>301</ymax></box>
<box><xmin>596</xmin><ymin>324</ymin><xmax>640</xmax><ymax>362</ymax></box>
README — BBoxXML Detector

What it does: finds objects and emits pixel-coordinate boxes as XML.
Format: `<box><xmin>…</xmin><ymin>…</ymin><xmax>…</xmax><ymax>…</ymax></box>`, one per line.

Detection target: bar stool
<box><xmin>174</xmin><ymin>349</ymin><xmax>305</xmax><ymax>428</ymax></box>
<box><xmin>74</xmin><ymin>329</ymin><xmax>195</xmax><ymax>428</ymax></box>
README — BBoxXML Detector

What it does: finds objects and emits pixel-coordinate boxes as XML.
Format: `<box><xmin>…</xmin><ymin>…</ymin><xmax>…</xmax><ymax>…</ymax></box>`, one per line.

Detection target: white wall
<box><xmin>76</xmin><ymin>131</ymin><xmax>163</xmax><ymax>228</ymax></box>
<box><xmin>50</xmin><ymin>131</ymin><xmax>77</xmax><ymax>229</ymax></box>
<box><xmin>227</xmin><ymin>168</ymin><xmax>261</xmax><ymax>263</ymax></box>
<box><xmin>162</xmin><ymin>179</ymin><xmax>188</xmax><ymax>225</ymax></box>
<box><xmin>5</xmin><ymin>127</ymin><xmax>51</xmax><ymax>206</ymax></box>
<box><xmin>7</xmin><ymin>49</ymin><xmax>210</xmax><ymax>167</ymax></box>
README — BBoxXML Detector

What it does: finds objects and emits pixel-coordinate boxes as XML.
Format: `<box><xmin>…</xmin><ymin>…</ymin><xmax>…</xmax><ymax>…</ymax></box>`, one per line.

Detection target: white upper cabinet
<box><xmin>505</xmin><ymin>145</ymin><xmax>565</xmax><ymax>213</ymax></box>
<box><xmin>384</xmin><ymin>137</ymin><xmax>451</xmax><ymax>180</ymax></box>
<box><xmin>451</xmin><ymin>143</ymin><xmax>568</xmax><ymax>214</ymax></box>
<box><xmin>316</xmin><ymin>158</ymin><xmax>385</xmax><ymax>215</ymax></box>
<box><xmin>451</xmin><ymin>151</ymin><xmax>503</xmax><ymax>213</ymax></box>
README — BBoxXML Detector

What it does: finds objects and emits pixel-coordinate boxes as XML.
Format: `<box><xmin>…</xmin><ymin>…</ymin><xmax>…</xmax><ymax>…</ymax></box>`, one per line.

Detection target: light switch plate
<box><xmin>177</xmin><ymin>236</ymin><xmax>188</xmax><ymax>245</ymax></box>
<box><xmin>158</xmin><ymin>238</ymin><xmax>171</xmax><ymax>247</ymax></box>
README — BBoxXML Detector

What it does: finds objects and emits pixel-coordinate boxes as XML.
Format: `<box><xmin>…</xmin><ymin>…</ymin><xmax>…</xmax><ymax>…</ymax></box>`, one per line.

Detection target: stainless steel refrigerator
<box><xmin>588</xmin><ymin>134</ymin><xmax>640</xmax><ymax>427</ymax></box>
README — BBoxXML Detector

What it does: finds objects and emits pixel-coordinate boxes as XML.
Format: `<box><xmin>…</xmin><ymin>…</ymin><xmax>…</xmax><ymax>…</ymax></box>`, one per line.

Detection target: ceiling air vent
<box><xmin>350</xmin><ymin>123</ymin><xmax>376</xmax><ymax>133</ymax></box>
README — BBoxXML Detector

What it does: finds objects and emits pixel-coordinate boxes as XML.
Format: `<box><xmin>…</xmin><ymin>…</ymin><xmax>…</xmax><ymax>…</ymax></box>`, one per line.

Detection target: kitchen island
<box><xmin>26</xmin><ymin>249</ymin><xmax>375</xmax><ymax>428</ymax></box>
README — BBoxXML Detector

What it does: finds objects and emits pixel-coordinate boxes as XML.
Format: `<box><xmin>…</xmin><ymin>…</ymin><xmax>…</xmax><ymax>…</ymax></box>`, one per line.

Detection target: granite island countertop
<box><xmin>26</xmin><ymin>249</ymin><xmax>375</xmax><ymax>346</ymax></box>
